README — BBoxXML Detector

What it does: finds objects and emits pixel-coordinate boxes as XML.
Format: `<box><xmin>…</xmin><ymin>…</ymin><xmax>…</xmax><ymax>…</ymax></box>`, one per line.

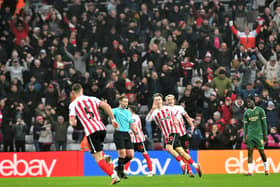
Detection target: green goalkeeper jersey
<box><xmin>243</xmin><ymin>106</ymin><xmax>268</xmax><ymax>138</ymax></box>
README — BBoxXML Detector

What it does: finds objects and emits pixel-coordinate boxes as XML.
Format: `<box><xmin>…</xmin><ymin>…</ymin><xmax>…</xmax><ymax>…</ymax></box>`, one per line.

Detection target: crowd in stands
<box><xmin>0</xmin><ymin>0</ymin><xmax>280</xmax><ymax>152</ymax></box>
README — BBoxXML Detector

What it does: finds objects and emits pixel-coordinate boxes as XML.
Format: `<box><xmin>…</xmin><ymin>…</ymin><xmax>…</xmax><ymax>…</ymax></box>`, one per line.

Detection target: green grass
<box><xmin>0</xmin><ymin>174</ymin><xmax>279</xmax><ymax>187</ymax></box>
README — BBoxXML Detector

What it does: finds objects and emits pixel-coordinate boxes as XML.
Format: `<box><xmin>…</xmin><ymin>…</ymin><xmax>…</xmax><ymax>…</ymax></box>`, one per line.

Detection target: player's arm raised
<box><xmin>100</xmin><ymin>101</ymin><xmax>119</xmax><ymax>129</ymax></box>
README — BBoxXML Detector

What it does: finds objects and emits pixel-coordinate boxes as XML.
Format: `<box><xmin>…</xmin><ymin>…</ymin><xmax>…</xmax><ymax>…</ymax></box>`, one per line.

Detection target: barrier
<box><xmin>0</xmin><ymin>151</ymin><xmax>83</xmax><ymax>178</ymax></box>
<box><xmin>198</xmin><ymin>150</ymin><xmax>280</xmax><ymax>174</ymax></box>
<box><xmin>1</xmin><ymin>149</ymin><xmax>279</xmax><ymax>178</ymax></box>
<box><xmin>84</xmin><ymin>150</ymin><xmax>198</xmax><ymax>176</ymax></box>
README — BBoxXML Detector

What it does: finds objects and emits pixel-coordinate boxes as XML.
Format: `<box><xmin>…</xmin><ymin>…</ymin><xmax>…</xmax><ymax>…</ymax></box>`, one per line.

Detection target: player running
<box><xmin>69</xmin><ymin>83</ymin><xmax>120</xmax><ymax>185</ymax></box>
<box><xmin>146</xmin><ymin>93</ymin><xmax>202</xmax><ymax>177</ymax></box>
<box><xmin>243</xmin><ymin>96</ymin><xmax>269</xmax><ymax>176</ymax></box>
<box><xmin>165</xmin><ymin>94</ymin><xmax>195</xmax><ymax>177</ymax></box>
<box><xmin>124</xmin><ymin>105</ymin><xmax>154</xmax><ymax>176</ymax></box>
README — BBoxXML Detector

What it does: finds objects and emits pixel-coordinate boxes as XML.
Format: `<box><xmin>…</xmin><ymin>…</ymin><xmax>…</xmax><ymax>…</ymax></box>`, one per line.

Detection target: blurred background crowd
<box><xmin>0</xmin><ymin>0</ymin><xmax>280</xmax><ymax>152</ymax></box>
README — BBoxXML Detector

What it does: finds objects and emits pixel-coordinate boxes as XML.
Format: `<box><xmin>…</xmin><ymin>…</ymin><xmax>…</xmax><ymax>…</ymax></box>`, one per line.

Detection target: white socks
<box><xmin>192</xmin><ymin>163</ymin><xmax>198</xmax><ymax>168</ymax></box>
<box><xmin>264</xmin><ymin>162</ymin><xmax>268</xmax><ymax>171</ymax></box>
<box><xmin>179</xmin><ymin>160</ymin><xmax>185</xmax><ymax>166</ymax></box>
<box><xmin>248</xmin><ymin>163</ymin><xmax>254</xmax><ymax>174</ymax></box>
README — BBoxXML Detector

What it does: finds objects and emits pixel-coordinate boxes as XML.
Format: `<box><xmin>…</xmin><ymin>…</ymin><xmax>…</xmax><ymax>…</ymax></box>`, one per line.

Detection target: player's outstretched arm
<box><xmin>100</xmin><ymin>101</ymin><xmax>119</xmax><ymax>129</ymax></box>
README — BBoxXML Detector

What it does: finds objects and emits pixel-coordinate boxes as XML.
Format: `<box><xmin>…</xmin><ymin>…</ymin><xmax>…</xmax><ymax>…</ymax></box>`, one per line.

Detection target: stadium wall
<box><xmin>0</xmin><ymin>150</ymin><xmax>279</xmax><ymax>178</ymax></box>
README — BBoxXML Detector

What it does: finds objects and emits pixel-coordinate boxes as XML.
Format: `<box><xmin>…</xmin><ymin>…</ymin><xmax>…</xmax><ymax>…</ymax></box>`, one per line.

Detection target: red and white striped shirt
<box><xmin>130</xmin><ymin>114</ymin><xmax>145</xmax><ymax>143</ymax></box>
<box><xmin>69</xmin><ymin>95</ymin><xmax>105</xmax><ymax>136</ymax></box>
<box><xmin>146</xmin><ymin>106</ymin><xmax>178</xmax><ymax>138</ymax></box>
<box><xmin>172</xmin><ymin>105</ymin><xmax>187</xmax><ymax>136</ymax></box>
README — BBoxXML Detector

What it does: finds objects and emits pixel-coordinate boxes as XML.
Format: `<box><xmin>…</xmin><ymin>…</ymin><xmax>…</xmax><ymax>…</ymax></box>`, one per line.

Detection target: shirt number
<box><xmin>84</xmin><ymin>106</ymin><xmax>95</xmax><ymax>119</ymax></box>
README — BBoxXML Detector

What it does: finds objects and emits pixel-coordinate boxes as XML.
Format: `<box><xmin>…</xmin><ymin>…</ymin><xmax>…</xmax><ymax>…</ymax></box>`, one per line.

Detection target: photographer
<box><xmin>13</xmin><ymin>116</ymin><xmax>27</xmax><ymax>152</ymax></box>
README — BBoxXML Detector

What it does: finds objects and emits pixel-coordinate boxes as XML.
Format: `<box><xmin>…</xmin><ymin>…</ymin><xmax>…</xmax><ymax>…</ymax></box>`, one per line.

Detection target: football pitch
<box><xmin>0</xmin><ymin>174</ymin><xmax>278</xmax><ymax>187</ymax></box>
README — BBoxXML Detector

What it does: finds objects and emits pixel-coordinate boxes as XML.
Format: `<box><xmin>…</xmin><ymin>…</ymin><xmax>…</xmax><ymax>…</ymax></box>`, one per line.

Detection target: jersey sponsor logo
<box><xmin>248</xmin><ymin>116</ymin><xmax>258</xmax><ymax>122</ymax></box>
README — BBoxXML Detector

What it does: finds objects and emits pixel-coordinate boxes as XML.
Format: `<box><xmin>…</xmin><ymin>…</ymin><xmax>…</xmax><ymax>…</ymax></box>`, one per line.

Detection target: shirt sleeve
<box><xmin>260</xmin><ymin>108</ymin><xmax>268</xmax><ymax>136</ymax></box>
<box><xmin>243</xmin><ymin>111</ymin><xmax>248</xmax><ymax>137</ymax></box>
<box><xmin>91</xmin><ymin>96</ymin><xmax>102</xmax><ymax>108</ymax></box>
<box><xmin>128</xmin><ymin>111</ymin><xmax>134</xmax><ymax>124</ymax></box>
<box><xmin>179</xmin><ymin>106</ymin><xmax>186</xmax><ymax>115</ymax></box>
<box><xmin>69</xmin><ymin>103</ymin><xmax>76</xmax><ymax>117</ymax></box>
<box><xmin>146</xmin><ymin>110</ymin><xmax>154</xmax><ymax>122</ymax></box>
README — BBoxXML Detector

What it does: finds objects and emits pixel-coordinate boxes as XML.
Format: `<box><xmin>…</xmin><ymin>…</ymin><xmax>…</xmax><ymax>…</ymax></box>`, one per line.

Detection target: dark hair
<box><xmin>118</xmin><ymin>95</ymin><xmax>128</xmax><ymax>102</ymax></box>
<box><xmin>153</xmin><ymin>93</ymin><xmax>163</xmax><ymax>99</ymax></box>
<box><xmin>128</xmin><ymin>105</ymin><xmax>137</xmax><ymax>113</ymax></box>
<box><xmin>72</xmin><ymin>83</ymin><xmax>82</xmax><ymax>93</ymax></box>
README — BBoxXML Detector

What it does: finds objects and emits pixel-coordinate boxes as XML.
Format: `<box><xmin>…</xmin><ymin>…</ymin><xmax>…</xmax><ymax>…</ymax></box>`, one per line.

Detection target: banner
<box><xmin>198</xmin><ymin>150</ymin><xmax>280</xmax><ymax>174</ymax></box>
<box><xmin>0</xmin><ymin>151</ymin><xmax>83</xmax><ymax>178</ymax></box>
<box><xmin>84</xmin><ymin>150</ymin><xmax>198</xmax><ymax>176</ymax></box>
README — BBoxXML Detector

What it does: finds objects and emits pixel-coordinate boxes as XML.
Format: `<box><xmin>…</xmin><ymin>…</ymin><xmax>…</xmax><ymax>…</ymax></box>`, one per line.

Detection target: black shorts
<box><xmin>166</xmin><ymin>133</ymin><xmax>181</xmax><ymax>149</ymax></box>
<box><xmin>114</xmin><ymin>131</ymin><xmax>133</xmax><ymax>150</ymax></box>
<box><xmin>179</xmin><ymin>134</ymin><xmax>190</xmax><ymax>150</ymax></box>
<box><xmin>133</xmin><ymin>142</ymin><xmax>147</xmax><ymax>153</ymax></box>
<box><xmin>87</xmin><ymin>130</ymin><xmax>106</xmax><ymax>154</ymax></box>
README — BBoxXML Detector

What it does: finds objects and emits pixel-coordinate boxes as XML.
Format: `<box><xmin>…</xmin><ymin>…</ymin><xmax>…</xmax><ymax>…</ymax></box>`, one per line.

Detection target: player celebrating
<box><xmin>243</xmin><ymin>96</ymin><xmax>269</xmax><ymax>176</ymax></box>
<box><xmin>165</xmin><ymin>94</ymin><xmax>195</xmax><ymax>177</ymax></box>
<box><xmin>124</xmin><ymin>105</ymin><xmax>154</xmax><ymax>176</ymax></box>
<box><xmin>113</xmin><ymin>96</ymin><xmax>136</xmax><ymax>179</ymax></box>
<box><xmin>69</xmin><ymin>83</ymin><xmax>120</xmax><ymax>185</ymax></box>
<box><xmin>146</xmin><ymin>93</ymin><xmax>202</xmax><ymax>177</ymax></box>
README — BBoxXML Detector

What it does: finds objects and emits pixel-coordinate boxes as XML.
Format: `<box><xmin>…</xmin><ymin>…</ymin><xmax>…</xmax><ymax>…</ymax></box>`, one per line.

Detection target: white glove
<box><xmin>229</xmin><ymin>20</ymin><xmax>233</xmax><ymax>26</ymax></box>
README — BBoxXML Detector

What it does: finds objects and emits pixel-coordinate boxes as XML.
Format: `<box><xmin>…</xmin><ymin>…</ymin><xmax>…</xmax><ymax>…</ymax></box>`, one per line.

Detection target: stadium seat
<box><xmin>67</xmin><ymin>126</ymin><xmax>74</xmax><ymax>134</ymax></box>
<box><xmin>104</xmin><ymin>133</ymin><xmax>114</xmax><ymax>143</ymax></box>
<box><xmin>67</xmin><ymin>134</ymin><xmax>74</xmax><ymax>143</ymax></box>
<box><xmin>25</xmin><ymin>144</ymin><xmax>35</xmax><ymax>152</ymax></box>
<box><xmin>67</xmin><ymin>143</ymin><xmax>80</xmax><ymax>151</ymax></box>
<box><xmin>103</xmin><ymin>143</ymin><xmax>116</xmax><ymax>151</ymax></box>
<box><xmin>25</xmin><ymin>135</ymin><xmax>33</xmax><ymax>144</ymax></box>
<box><xmin>106</xmin><ymin>124</ymin><xmax>114</xmax><ymax>133</ymax></box>
<box><xmin>139</xmin><ymin>105</ymin><xmax>149</xmax><ymax>114</ymax></box>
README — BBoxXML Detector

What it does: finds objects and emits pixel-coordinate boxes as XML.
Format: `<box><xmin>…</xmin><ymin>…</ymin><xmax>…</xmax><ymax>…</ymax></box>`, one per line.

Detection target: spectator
<box><xmin>13</xmin><ymin>116</ymin><xmax>27</xmax><ymax>152</ymax></box>
<box><xmin>213</xmin><ymin>68</ymin><xmax>232</xmax><ymax>98</ymax></box>
<box><xmin>267</xmin><ymin>127</ymin><xmax>280</xmax><ymax>149</ymax></box>
<box><xmin>229</xmin><ymin>18</ymin><xmax>263</xmax><ymax>50</ymax></box>
<box><xmin>265</xmin><ymin>100</ymin><xmax>279</xmax><ymax>130</ymax></box>
<box><xmin>218</xmin><ymin>97</ymin><xmax>233</xmax><ymax>125</ymax></box>
<box><xmin>52</xmin><ymin>116</ymin><xmax>68</xmax><ymax>151</ymax></box>
<box><xmin>38</xmin><ymin>118</ymin><xmax>53</xmax><ymax>151</ymax></box>
<box><xmin>2</xmin><ymin>120</ymin><xmax>14</xmax><ymax>152</ymax></box>
<box><xmin>189</xmin><ymin>115</ymin><xmax>204</xmax><ymax>150</ymax></box>
<box><xmin>206</xmin><ymin>124</ymin><xmax>222</xmax><ymax>149</ymax></box>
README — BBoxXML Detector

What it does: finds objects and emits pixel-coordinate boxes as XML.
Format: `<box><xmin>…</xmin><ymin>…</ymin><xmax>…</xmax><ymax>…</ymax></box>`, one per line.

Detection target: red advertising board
<box><xmin>0</xmin><ymin>151</ymin><xmax>83</xmax><ymax>178</ymax></box>
<box><xmin>199</xmin><ymin>150</ymin><xmax>280</xmax><ymax>174</ymax></box>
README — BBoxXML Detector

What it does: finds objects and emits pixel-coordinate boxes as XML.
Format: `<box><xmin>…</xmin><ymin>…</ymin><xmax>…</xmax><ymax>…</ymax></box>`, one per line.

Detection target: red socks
<box><xmin>187</xmin><ymin>158</ymin><xmax>194</xmax><ymax>164</ymax></box>
<box><xmin>175</xmin><ymin>155</ymin><xmax>182</xmax><ymax>162</ymax></box>
<box><xmin>124</xmin><ymin>161</ymin><xmax>131</xmax><ymax>170</ymax></box>
<box><xmin>98</xmin><ymin>159</ymin><xmax>114</xmax><ymax>176</ymax></box>
<box><xmin>143</xmin><ymin>153</ymin><xmax>153</xmax><ymax>172</ymax></box>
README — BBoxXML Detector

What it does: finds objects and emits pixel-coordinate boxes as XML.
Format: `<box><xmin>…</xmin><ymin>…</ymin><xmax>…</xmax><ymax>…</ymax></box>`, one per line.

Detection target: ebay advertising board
<box><xmin>199</xmin><ymin>150</ymin><xmax>280</xmax><ymax>174</ymax></box>
<box><xmin>84</xmin><ymin>151</ymin><xmax>198</xmax><ymax>176</ymax></box>
<box><xmin>0</xmin><ymin>151</ymin><xmax>83</xmax><ymax>178</ymax></box>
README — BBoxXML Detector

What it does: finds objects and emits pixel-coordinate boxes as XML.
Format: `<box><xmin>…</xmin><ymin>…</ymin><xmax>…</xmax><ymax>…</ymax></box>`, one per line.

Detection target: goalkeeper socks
<box><xmin>117</xmin><ymin>157</ymin><xmax>125</xmax><ymax>171</ymax></box>
<box><xmin>248</xmin><ymin>163</ymin><xmax>254</xmax><ymax>174</ymax></box>
<box><xmin>143</xmin><ymin>153</ymin><xmax>153</xmax><ymax>172</ymax></box>
<box><xmin>98</xmin><ymin>159</ymin><xmax>114</xmax><ymax>176</ymax></box>
<box><xmin>264</xmin><ymin>162</ymin><xmax>268</xmax><ymax>171</ymax></box>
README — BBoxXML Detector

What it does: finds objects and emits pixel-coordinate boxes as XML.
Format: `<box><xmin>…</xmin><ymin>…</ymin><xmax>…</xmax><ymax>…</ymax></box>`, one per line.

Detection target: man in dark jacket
<box><xmin>52</xmin><ymin>116</ymin><xmax>68</xmax><ymax>151</ymax></box>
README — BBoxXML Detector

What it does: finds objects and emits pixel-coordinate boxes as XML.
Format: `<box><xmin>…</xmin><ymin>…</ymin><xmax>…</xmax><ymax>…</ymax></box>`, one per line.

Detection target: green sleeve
<box><xmin>260</xmin><ymin>108</ymin><xmax>268</xmax><ymax>136</ymax></box>
<box><xmin>243</xmin><ymin>111</ymin><xmax>248</xmax><ymax>138</ymax></box>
